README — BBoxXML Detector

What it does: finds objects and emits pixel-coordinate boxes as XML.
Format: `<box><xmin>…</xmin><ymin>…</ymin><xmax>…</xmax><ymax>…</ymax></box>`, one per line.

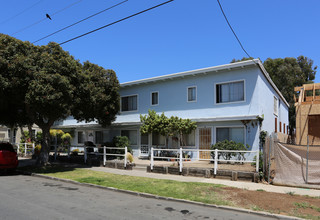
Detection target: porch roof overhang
<box><xmin>54</xmin><ymin>115</ymin><xmax>258</xmax><ymax>129</ymax></box>
<box><xmin>192</xmin><ymin>114</ymin><xmax>259</xmax><ymax>122</ymax></box>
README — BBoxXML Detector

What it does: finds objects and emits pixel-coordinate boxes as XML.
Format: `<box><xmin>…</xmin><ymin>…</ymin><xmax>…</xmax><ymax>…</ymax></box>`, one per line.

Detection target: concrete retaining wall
<box><xmin>147</xmin><ymin>165</ymin><xmax>259</xmax><ymax>182</ymax></box>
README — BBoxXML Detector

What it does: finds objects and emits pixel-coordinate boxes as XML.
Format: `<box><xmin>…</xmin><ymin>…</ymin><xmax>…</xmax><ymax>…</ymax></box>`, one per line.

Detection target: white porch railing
<box><xmin>14</xmin><ymin>143</ymin><xmax>35</xmax><ymax>157</ymax></box>
<box><xmin>84</xmin><ymin>146</ymin><xmax>127</xmax><ymax>168</ymax></box>
<box><xmin>150</xmin><ymin>147</ymin><xmax>259</xmax><ymax>174</ymax></box>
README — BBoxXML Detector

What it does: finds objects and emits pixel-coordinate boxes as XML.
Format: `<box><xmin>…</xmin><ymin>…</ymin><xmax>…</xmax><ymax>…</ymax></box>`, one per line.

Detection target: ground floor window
<box><xmin>140</xmin><ymin>133</ymin><xmax>148</xmax><ymax>145</ymax></box>
<box><xmin>216</xmin><ymin>127</ymin><xmax>244</xmax><ymax>144</ymax></box>
<box><xmin>78</xmin><ymin>131</ymin><xmax>84</xmax><ymax>144</ymax></box>
<box><xmin>95</xmin><ymin>131</ymin><xmax>103</xmax><ymax>144</ymax></box>
<box><xmin>181</xmin><ymin>130</ymin><xmax>195</xmax><ymax>146</ymax></box>
<box><xmin>152</xmin><ymin>133</ymin><xmax>165</xmax><ymax>146</ymax></box>
<box><xmin>121</xmin><ymin>130</ymin><xmax>138</xmax><ymax>145</ymax></box>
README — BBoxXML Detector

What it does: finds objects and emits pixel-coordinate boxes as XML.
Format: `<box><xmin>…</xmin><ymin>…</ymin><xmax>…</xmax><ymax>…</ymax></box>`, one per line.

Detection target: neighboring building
<box><xmin>0</xmin><ymin>125</ymin><xmax>41</xmax><ymax>143</ymax></box>
<box><xmin>295</xmin><ymin>83</ymin><xmax>320</xmax><ymax>145</ymax></box>
<box><xmin>55</xmin><ymin>59</ymin><xmax>289</xmax><ymax>158</ymax></box>
<box><xmin>0</xmin><ymin>126</ymin><xmax>10</xmax><ymax>142</ymax></box>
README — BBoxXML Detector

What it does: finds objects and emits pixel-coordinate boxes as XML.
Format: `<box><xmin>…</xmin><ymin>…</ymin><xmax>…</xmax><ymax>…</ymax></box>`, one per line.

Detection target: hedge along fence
<box><xmin>150</xmin><ymin>148</ymin><xmax>260</xmax><ymax>174</ymax></box>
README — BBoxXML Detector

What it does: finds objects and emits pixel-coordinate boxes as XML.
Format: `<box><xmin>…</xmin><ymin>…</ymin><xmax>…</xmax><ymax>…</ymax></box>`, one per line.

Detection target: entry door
<box><xmin>140</xmin><ymin>133</ymin><xmax>149</xmax><ymax>157</ymax></box>
<box><xmin>199</xmin><ymin>127</ymin><xmax>212</xmax><ymax>159</ymax></box>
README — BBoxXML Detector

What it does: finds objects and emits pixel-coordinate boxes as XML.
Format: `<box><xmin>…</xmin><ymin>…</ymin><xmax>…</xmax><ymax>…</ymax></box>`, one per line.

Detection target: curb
<box><xmin>19</xmin><ymin>170</ymin><xmax>301</xmax><ymax>220</ymax></box>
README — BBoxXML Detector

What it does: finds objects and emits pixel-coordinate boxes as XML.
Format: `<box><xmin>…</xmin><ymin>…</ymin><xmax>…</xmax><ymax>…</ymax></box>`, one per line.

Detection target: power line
<box><xmin>33</xmin><ymin>0</ymin><xmax>128</xmax><ymax>44</ymax></box>
<box><xmin>217</xmin><ymin>0</ymin><xmax>255</xmax><ymax>62</ymax></box>
<box><xmin>12</xmin><ymin>0</ymin><xmax>83</xmax><ymax>36</ymax></box>
<box><xmin>51</xmin><ymin>0</ymin><xmax>83</xmax><ymax>16</ymax></box>
<box><xmin>0</xmin><ymin>0</ymin><xmax>43</xmax><ymax>25</ymax></box>
<box><xmin>59</xmin><ymin>0</ymin><xmax>174</xmax><ymax>45</ymax></box>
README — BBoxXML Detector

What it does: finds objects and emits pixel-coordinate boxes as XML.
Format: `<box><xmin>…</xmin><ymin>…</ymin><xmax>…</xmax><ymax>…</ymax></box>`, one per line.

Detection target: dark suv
<box><xmin>0</xmin><ymin>142</ymin><xmax>18</xmax><ymax>172</ymax></box>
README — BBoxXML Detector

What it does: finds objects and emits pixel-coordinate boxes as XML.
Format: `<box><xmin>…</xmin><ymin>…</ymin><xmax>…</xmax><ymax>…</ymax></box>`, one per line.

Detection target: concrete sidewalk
<box><xmin>88</xmin><ymin>166</ymin><xmax>320</xmax><ymax>197</ymax></box>
<box><xmin>18</xmin><ymin>158</ymin><xmax>320</xmax><ymax>197</ymax></box>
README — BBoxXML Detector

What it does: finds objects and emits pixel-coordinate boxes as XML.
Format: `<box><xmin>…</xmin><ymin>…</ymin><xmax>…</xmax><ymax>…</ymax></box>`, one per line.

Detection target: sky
<box><xmin>0</xmin><ymin>0</ymin><xmax>319</xmax><ymax>84</ymax></box>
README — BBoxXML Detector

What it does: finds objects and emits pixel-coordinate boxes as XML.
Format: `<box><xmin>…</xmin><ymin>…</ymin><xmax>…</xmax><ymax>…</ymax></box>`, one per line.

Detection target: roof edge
<box><xmin>121</xmin><ymin>59</ymin><xmax>260</xmax><ymax>87</ymax></box>
<box><xmin>257</xmin><ymin>62</ymin><xmax>290</xmax><ymax>107</ymax></box>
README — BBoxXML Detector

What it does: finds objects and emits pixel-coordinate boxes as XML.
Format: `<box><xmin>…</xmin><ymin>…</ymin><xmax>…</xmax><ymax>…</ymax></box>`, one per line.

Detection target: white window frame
<box><xmin>274</xmin><ymin>96</ymin><xmax>279</xmax><ymax>116</ymax></box>
<box><xmin>150</xmin><ymin>91</ymin><xmax>159</xmax><ymax>106</ymax></box>
<box><xmin>187</xmin><ymin>86</ymin><xmax>197</xmax><ymax>102</ymax></box>
<box><xmin>214</xmin><ymin>79</ymin><xmax>246</xmax><ymax>105</ymax></box>
<box><xmin>120</xmin><ymin>94</ymin><xmax>138</xmax><ymax>113</ymax></box>
<box><xmin>213</xmin><ymin>125</ymin><xmax>246</xmax><ymax>146</ymax></box>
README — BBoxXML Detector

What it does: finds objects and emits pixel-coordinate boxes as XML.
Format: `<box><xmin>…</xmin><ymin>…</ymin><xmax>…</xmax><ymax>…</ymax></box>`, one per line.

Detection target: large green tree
<box><xmin>140</xmin><ymin>110</ymin><xmax>197</xmax><ymax>147</ymax></box>
<box><xmin>231</xmin><ymin>56</ymin><xmax>317</xmax><ymax>134</ymax></box>
<box><xmin>0</xmin><ymin>34</ymin><xmax>120</xmax><ymax>165</ymax></box>
<box><xmin>264</xmin><ymin>56</ymin><xmax>317</xmax><ymax>134</ymax></box>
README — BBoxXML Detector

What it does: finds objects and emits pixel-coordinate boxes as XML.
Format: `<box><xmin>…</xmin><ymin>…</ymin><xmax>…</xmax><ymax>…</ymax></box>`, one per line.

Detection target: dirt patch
<box><xmin>218</xmin><ymin>187</ymin><xmax>320</xmax><ymax>218</ymax></box>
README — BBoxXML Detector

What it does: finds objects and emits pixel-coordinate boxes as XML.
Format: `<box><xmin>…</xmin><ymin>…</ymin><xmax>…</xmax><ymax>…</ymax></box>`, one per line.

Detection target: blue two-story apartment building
<box><xmin>56</xmin><ymin>59</ymin><xmax>289</xmax><ymax>159</ymax></box>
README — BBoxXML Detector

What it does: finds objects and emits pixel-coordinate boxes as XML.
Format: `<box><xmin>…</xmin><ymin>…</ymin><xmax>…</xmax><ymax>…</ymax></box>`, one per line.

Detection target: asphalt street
<box><xmin>0</xmin><ymin>174</ymin><xmax>276</xmax><ymax>220</ymax></box>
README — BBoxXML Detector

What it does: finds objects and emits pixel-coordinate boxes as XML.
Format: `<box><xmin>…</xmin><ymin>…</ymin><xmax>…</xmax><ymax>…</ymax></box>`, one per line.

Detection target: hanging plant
<box><xmin>256</xmin><ymin>114</ymin><xmax>264</xmax><ymax>127</ymax></box>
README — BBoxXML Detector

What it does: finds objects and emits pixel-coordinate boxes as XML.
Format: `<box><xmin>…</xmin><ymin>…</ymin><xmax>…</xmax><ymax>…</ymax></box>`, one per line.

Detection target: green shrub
<box><xmin>71</xmin><ymin>149</ymin><xmax>79</xmax><ymax>156</ymax></box>
<box><xmin>113</xmin><ymin>136</ymin><xmax>130</xmax><ymax>148</ymax></box>
<box><xmin>211</xmin><ymin>140</ymin><xmax>249</xmax><ymax>160</ymax></box>
<box><xmin>113</xmin><ymin>136</ymin><xmax>132</xmax><ymax>154</ymax></box>
<box><xmin>251</xmin><ymin>151</ymin><xmax>263</xmax><ymax>170</ymax></box>
<box><xmin>34</xmin><ymin>145</ymin><xmax>41</xmax><ymax>155</ymax></box>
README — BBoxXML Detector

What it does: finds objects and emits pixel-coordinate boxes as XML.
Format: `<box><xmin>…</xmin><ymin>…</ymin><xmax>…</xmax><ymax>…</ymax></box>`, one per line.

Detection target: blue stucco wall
<box><xmin>257</xmin><ymin>71</ymin><xmax>289</xmax><ymax>138</ymax></box>
<box><xmin>59</xmin><ymin>63</ymin><xmax>289</xmax><ymax>158</ymax></box>
<box><xmin>119</xmin><ymin>66</ymin><xmax>261</xmax><ymax>122</ymax></box>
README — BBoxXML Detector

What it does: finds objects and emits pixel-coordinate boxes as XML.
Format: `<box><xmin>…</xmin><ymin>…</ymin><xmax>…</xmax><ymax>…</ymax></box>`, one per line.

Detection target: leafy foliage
<box><xmin>231</xmin><ymin>56</ymin><xmax>317</xmax><ymax>133</ymax></box>
<box><xmin>0</xmin><ymin>34</ymin><xmax>120</xmax><ymax>165</ymax></box>
<box><xmin>230</xmin><ymin>57</ymin><xmax>254</xmax><ymax>63</ymax></box>
<box><xmin>140</xmin><ymin>110</ymin><xmax>197</xmax><ymax>146</ymax></box>
<box><xmin>211</xmin><ymin>140</ymin><xmax>249</xmax><ymax>160</ymax></box>
<box><xmin>259</xmin><ymin>130</ymin><xmax>267</xmax><ymax>146</ymax></box>
<box><xmin>113</xmin><ymin>136</ymin><xmax>130</xmax><ymax>148</ymax></box>
<box><xmin>263</xmin><ymin>56</ymin><xmax>317</xmax><ymax>133</ymax></box>
<box><xmin>20</xmin><ymin>130</ymin><xmax>42</xmax><ymax>144</ymax></box>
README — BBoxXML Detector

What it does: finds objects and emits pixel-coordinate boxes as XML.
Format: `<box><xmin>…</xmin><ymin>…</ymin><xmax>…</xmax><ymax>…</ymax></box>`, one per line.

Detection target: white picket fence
<box><xmin>150</xmin><ymin>148</ymin><xmax>259</xmax><ymax>174</ymax></box>
<box><xmin>51</xmin><ymin>145</ymin><xmax>128</xmax><ymax>168</ymax></box>
<box><xmin>84</xmin><ymin>146</ymin><xmax>128</xmax><ymax>168</ymax></box>
<box><xmin>15</xmin><ymin>143</ymin><xmax>35</xmax><ymax>157</ymax></box>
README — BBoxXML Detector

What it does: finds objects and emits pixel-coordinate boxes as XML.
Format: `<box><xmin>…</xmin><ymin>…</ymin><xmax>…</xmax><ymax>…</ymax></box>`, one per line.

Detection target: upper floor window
<box><xmin>187</xmin><ymin>86</ymin><xmax>197</xmax><ymax>102</ymax></box>
<box><xmin>274</xmin><ymin>96</ymin><xmax>278</xmax><ymax>116</ymax></box>
<box><xmin>151</xmin><ymin>92</ymin><xmax>159</xmax><ymax>106</ymax></box>
<box><xmin>121</xmin><ymin>95</ymin><xmax>137</xmax><ymax>112</ymax></box>
<box><xmin>216</xmin><ymin>81</ymin><xmax>244</xmax><ymax>104</ymax></box>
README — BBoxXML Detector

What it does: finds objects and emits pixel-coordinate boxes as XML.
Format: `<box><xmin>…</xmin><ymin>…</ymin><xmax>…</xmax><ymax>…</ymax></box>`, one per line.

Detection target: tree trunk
<box><xmin>28</xmin><ymin>124</ymin><xmax>33</xmax><ymax>142</ymax></box>
<box><xmin>19</xmin><ymin>126</ymin><xmax>25</xmax><ymax>141</ymax></box>
<box><xmin>9</xmin><ymin>127</ymin><xmax>16</xmax><ymax>144</ymax></box>
<box><xmin>36</xmin><ymin>126</ymin><xmax>51</xmax><ymax>166</ymax></box>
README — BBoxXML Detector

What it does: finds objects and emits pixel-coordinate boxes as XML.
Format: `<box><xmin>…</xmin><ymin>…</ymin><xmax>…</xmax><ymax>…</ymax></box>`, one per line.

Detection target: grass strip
<box><xmin>20</xmin><ymin>165</ymin><xmax>230</xmax><ymax>206</ymax></box>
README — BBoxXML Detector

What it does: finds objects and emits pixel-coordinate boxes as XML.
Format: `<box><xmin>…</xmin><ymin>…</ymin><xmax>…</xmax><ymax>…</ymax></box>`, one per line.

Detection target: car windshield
<box><xmin>0</xmin><ymin>143</ymin><xmax>15</xmax><ymax>152</ymax></box>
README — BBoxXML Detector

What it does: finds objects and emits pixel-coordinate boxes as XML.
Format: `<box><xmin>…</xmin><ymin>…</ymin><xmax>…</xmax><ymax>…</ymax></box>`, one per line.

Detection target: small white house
<box><xmin>55</xmin><ymin>59</ymin><xmax>289</xmax><ymax>159</ymax></box>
